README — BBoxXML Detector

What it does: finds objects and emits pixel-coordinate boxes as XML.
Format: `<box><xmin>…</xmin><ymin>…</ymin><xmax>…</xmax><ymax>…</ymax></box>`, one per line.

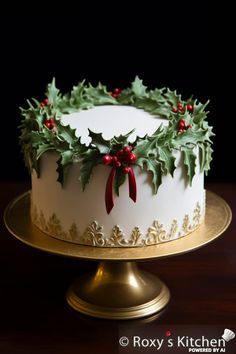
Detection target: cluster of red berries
<box><xmin>109</xmin><ymin>88</ymin><xmax>122</xmax><ymax>98</ymax></box>
<box><xmin>102</xmin><ymin>146</ymin><xmax>137</xmax><ymax>173</ymax></box>
<box><xmin>44</xmin><ymin>117</ymin><xmax>56</xmax><ymax>130</ymax></box>
<box><xmin>40</xmin><ymin>98</ymin><xmax>49</xmax><ymax>108</ymax></box>
<box><xmin>172</xmin><ymin>102</ymin><xmax>193</xmax><ymax>114</ymax></box>
<box><xmin>178</xmin><ymin>118</ymin><xmax>192</xmax><ymax>133</ymax></box>
<box><xmin>41</xmin><ymin>98</ymin><xmax>55</xmax><ymax>129</ymax></box>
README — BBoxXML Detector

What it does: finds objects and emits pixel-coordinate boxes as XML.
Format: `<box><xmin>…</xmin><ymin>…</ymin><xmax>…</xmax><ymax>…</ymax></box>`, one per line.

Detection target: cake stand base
<box><xmin>66</xmin><ymin>261</ymin><xmax>170</xmax><ymax>319</ymax></box>
<box><xmin>4</xmin><ymin>191</ymin><xmax>232</xmax><ymax>320</ymax></box>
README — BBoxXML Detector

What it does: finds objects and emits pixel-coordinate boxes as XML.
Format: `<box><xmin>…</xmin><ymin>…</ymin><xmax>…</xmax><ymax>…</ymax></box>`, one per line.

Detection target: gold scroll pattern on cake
<box><xmin>31</xmin><ymin>202</ymin><xmax>202</xmax><ymax>247</ymax></box>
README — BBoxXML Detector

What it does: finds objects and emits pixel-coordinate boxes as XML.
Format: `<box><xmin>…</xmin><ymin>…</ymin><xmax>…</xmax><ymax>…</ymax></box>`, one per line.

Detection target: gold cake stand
<box><xmin>4</xmin><ymin>191</ymin><xmax>231</xmax><ymax>320</ymax></box>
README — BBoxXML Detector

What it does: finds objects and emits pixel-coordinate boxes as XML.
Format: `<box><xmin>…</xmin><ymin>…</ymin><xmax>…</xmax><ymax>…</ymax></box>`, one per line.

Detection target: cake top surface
<box><xmin>19</xmin><ymin>76</ymin><xmax>214</xmax><ymax>212</ymax></box>
<box><xmin>61</xmin><ymin>105</ymin><xmax>168</xmax><ymax>145</ymax></box>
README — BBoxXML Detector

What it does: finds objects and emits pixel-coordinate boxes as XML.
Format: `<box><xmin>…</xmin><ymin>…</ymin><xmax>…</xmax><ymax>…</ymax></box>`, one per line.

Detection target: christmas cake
<box><xmin>19</xmin><ymin>77</ymin><xmax>213</xmax><ymax>247</ymax></box>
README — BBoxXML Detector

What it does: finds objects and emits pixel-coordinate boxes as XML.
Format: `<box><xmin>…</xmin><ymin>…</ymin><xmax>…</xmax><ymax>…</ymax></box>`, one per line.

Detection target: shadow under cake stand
<box><xmin>4</xmin><ymin>191</ymin><xmax>231</xmax><ymax>320</ymax></box>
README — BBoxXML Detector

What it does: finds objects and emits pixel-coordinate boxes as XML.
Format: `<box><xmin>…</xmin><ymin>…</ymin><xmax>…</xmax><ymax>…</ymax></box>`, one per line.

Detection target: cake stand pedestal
<box><xmin>4</xmin><ymin>191</ymin><xmax>231</xmax><ymax>320</ymax></box>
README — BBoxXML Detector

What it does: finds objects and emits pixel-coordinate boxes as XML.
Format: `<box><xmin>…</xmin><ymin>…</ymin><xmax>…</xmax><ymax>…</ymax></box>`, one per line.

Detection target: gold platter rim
<box><xmin>4</xmin><ymin>190</ymin><xmax>232</xmax><ymax>261</ymax></box>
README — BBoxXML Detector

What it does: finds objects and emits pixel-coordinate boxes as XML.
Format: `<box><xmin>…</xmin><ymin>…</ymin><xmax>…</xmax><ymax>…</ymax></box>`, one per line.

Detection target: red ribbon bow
<box><xmin>103</xmin><ymin>147</ymin><xmax>137</xmax><ymax>214</ymax></box>
<box><xmin>105</xmin><ymin>166</ymin><xmax>137</xmax><ymax>214</ymax></box>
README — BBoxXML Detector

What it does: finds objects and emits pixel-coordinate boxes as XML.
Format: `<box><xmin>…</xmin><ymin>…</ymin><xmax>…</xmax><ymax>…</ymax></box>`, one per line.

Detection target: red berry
<box><xmin>179</xmin><ymin>106</ymin><xmax>186</xmax><ymax>113</ymax></box>
<box><xmin>117</xmin><ymin>149</ymin><xmax>124</xmax><ymax>159</ymax></box>
<box><xmin>177</xmin><ymin>102</ymin><xmax>183</xmax><ymax>109</ymax></box>
<box><xmin>123</xmin><ymin>146</ymin><xmax>132</xmax><ymax>154</ymax></box>
<box><xmin>40</xmin><ymin>102</ymin><xmax>45</xmax><ymax>107</ymax></box>
<box><xmin>186</xmin><ymin>104</ymin><xmax>193</xmax><ymax>112</ymax></box>
<box><xmin>117</xmin><ymin>149</ymin><xmax>124</xmax><ymax>155</ymax></box>
<box><xmin>123</xmin><ymin>166</ymin><xmax>131</xmax><ymax>174</ymax></box>
<box><xmin>172</xmin><ymin>106</ymin><xmax>178</xmax><ymax>113</ymax></box>
<box><xmin>111</xmin><ymin>88</ymin><xmax>122</xmax><ymax>98</ymax></box>
<box><xmin>129</xmin><ymin>152</ymin><xmax>137</xmax><ymax>163</ymax></box>
<box><xmin>44</xmin><ymin>118</ymin><xmax>55</xmax><ymax>129</ymax></box>
<box><xmin>45</xmin><ymin>121</ymin><xmax>51</xmax><ymax>129</ymax></box>
<box><xmin>112</xmin><ymin>156</ymin><xmax>118</xmax><ymax>163</ymax></box>
<box><xmin>187</xmin><ymin>124</ymin><xmax>192</xmax><ymax>129</ymax></box>
<box><xmin>114</xmin><ymin>161</ymin><xmax>121</xmax><ymax>168</ymax></box>
<box><xmin>44</xmin><ymin>98</ymin><xmax>49</xmax><ymax>104</ymax></box>
<box><xmin>102</xmin><ymin>155</ymin><xmax>112</xmax><ymax>165</ymax></box>
<box><xmin>178</xmin><ymin>119</ymin><xmax>185</xmax><ymax>129</ymax></box>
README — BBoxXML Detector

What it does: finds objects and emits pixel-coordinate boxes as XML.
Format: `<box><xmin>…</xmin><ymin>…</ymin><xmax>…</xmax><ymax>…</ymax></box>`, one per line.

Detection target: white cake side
<box><xmin>30</xmin><ymin>105</ymin><xmax>205</xmax><ymax>247</ymax></box>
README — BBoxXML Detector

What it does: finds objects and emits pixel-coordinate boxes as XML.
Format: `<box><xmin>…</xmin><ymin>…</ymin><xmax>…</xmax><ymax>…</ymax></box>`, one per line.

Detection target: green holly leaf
<box><xmin>46</xmin><ymin>78</ymin><xmax>61</xmax><ymax>107</ymax></box>
<box><xmin>191</xmin><ymin>101</ymin><xmax>209</xmax><ymax>124</ymax></box>
<box><xmin>164</xmin><ymin>88</ymin><xmax>182</xmax><ymax>106</ymax></box>
<box><xmin>25</xmin><ymin>99</ymin><xmax>38</xmax><ymax>110</ymax></box>
<box><xmin>182</xmin><ymin>147</ymin><xmax>196</xmax><ymax>185</ymax></box>
<box><xmin>79</xmin><ymin>160</ymin><xmax>97</xmax><ymax>191</ymax></box>
<box><xmin>21</xmin><ymin>104</ymin><xmax>44</xmax><ymax>131</ymax></box>
<box><xmin>201</xmin><ymin>121</ymin><xmax>215</xmax><ymax>141</ymax></box>
<box><xmin>173</xmin><ymin>129</ymin><xmax>207</xmax><ymax>147</ymax></box>
<box><xmin>70</xmin><ymin>83</ymin><xmax>90</xmax><ymax>109</ymax></box>
<box><xmin>204</xmin><ymin>143</ymin><xmax>213</xmax><ymax>175</ymax></box>
<box><xmin>131</xmin><ymin>76</ymin><xmax>148</xmax><ymax>97</ymax></box>
<box><xmin>79</xmin><ymin>149</ymin><xmax>100</xmax><ymax>190</ymax></box>
<box><xmin>158</xmin><ymin>146</ymin><xmax>176</xmax><ymax>176</ymax></box>
<box><xmin>117</xmin><ymin>88</ymin><xmax>134</xmax><ymax>104</ymax></box>
<box><xmin>193</xmin><ymin>111</ymin><xmax>208</xmax><ymax>124</ymax></box>
<box><xmin>56</xmin><ymin>150</ymin><xmax>74</xmax><ymax>185</ymax></box>
<box><xmin>198</xmin><ymin>143</ymin><xmax>206</xmax><ymax>173</ymax></box>
<box><xmin>88</xmin><ymin>130</ymin><xmax>110</xmax><ymax>154</ymax></box>
<box><xmin>85</xmin><ymin>82</ymin><xmax>117</xmax><ymax>105</ymax></box>
<box><xmin>58</xmin><ymin>96</ymin><xmax>73</xmax><ymax>113</ymax></box>
<box><xmin>199</xmin><ymin>142</ymin><xmax>214</xmax><ymax>174</ymax></box>
<box><xmin>137</xmin><ymin>157</ymin><xmax>162</xmax><ymax>194</ymax></box>
<box><xmin>36</xmin><ymin>144</ymin><xmax>54</xmax><ymax>159</ymax></box>
<box><xmin>150</xmin><ymin>105</ymin><xmax>171</xmax><ymax>117</ymax></box>
<box><xmin>134</xmin><ymin>139</ymin><xmax>155</xmax><ymax>159</ymax></box>
<box><xmin>133</xmin><ymin>125</ymin><xmax>164</xmax><ymax>158</ymax></box>
<box><xmin>134</xmin><ymin>97</ymin><xmax>160</xmax><ymax>113</ymax></box>
<box><xmin>111</xmin><ymin>129</ymin><xmax>135</xmax><ymax>148</ymax></box>
<box><xmin>149</xmin><ymin>88</ymin><xmax>165</xmax><ymax>102</ymax></box>
<box><xmin>59</xmin><ymin>95</ymin><xmax>92</xmax><ymax>113</ymax></box>
<box><xmin>57</xmin><ymin>124</ymin><xmax>79</xmax><ymax>148</ymax></box>
<box><xmin>114</xmin><ymin>168</ymin><xmax>126</xmax><ymax>196</ymax></box>
<box><xmin>70</xmin><ymin>81</ymin><xmax>85</xmax><ymax>102</ymax></box>
<box><xmin>60</xmin><ymin>150</ymin><xmax>74</xmax><ymax>165</ymax></box>
<box><xmin>193</xmin><ymin>100</ymin><xmax>209</xmax><ymax>115</ymax></box>
<box><xmin>133</xmin><ymin>97</ymin><xmax>171</xmax><ymax>118</ymax></box>
<box><xmin>30</xmin><ymin>131</ymin><xmax>46</xmax><ymax>146</ymax></box>
<box><xmin>63</xmin><ymin>81</ymin><xmax>95</xmax><ymax>112</ymax></box>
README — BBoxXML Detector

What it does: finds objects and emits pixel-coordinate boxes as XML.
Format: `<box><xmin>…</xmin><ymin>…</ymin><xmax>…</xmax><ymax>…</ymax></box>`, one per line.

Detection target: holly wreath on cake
<box><xmin>19</xmin><ymin>77</ymin><xmax>214</xmax><ymax>247</ymax></box>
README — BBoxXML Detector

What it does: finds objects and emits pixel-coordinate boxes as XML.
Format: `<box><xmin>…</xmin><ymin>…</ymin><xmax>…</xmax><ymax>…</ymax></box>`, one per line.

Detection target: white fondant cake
<box><xmin>30</xmin><ymin>105</ymin><xmax>205</xmax><ymax>247</ymax></box>
<box><xmin>20</xmin><ymin>77</ymin><xmax>213</xmax><ymax>247</ymax></box>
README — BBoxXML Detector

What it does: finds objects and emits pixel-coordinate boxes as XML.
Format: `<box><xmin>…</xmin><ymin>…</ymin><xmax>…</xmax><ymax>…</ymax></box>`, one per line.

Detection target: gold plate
<box><xmin>4</xmin><ymin>190</ymin><xmax>232</xmax><ymax>320</ymax></box>
<box><xmin>4</xmin><ymin>190</ymin><xmax>232</xmax><ymax>261</ymax></box>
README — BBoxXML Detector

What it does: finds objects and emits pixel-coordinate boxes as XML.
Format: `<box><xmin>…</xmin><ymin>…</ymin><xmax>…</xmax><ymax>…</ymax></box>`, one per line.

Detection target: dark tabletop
<box><xmin>0</xmin><ymin>181</ymin><xmax>235</xmax><ymax>354</ymax></box>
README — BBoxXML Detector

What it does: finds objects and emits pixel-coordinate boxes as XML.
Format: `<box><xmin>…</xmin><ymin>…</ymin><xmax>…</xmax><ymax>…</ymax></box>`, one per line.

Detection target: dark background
<box><xmin>0</xmin><ymin>4</ymin><xmax>233</xmax><ymax>182</ymax></box>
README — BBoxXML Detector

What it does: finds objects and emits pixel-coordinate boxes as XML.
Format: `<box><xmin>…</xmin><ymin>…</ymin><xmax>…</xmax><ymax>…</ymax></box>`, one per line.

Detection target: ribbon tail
<box><xmin>105</xmin><ymin>167</ymin><xmax>116</xmax><ymax>214</ymax></box>
<box><xmin>128</xmin><ymin>167</ymin><xmax>137</xmax><ymax>203</ymax></box>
